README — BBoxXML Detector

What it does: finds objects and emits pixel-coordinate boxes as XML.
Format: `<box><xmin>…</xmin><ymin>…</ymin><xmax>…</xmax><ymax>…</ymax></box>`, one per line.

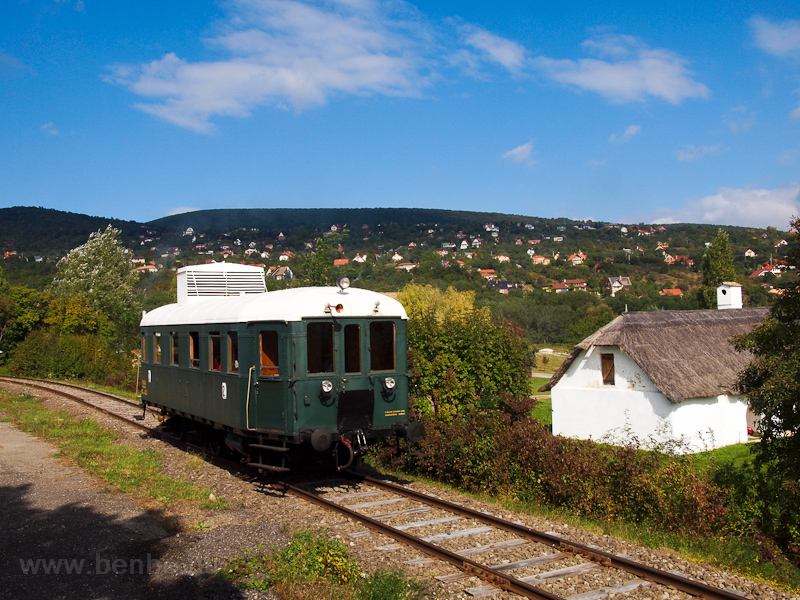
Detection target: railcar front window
<box><xmin>344</xmin><ymin>324</ymin><xmax>361</xmax><ymax>373</ymax></box>
<box><xmin>307</xmin><ymin>322</ymin><xmax>334</xmax><ymax>373</ymax></box>
<box><xmin>210</xmin><ymin>333</ymin><xmax>221</xmax><ymax>371</ymax></box>
<box><xmin>260</xmin><ymin>331</ymin><xmax>279</xmax><ymax>376</ymax></box>
<box><xmin>171</xmin><ymin>333</ymin><xmax>179</xmax><ymax>366</ymax></box>
<box><xmin>370</xmin><ymin>321</ymin><xmax>395</xmax><ymax>371</ymax></box>
<box><xmin>190</xmin><ymin>332</ymin><xmax>200</xmax><ymax>368</ymax></box>
<box><xmin>154</xmin><ymin>333</ymin><xmax>162</xmax><ymax>363</ymax></box>
<box><xmin>228</xmin><ymin>332</ymin><xmax>239</xmax><ymax>372</ymax></box>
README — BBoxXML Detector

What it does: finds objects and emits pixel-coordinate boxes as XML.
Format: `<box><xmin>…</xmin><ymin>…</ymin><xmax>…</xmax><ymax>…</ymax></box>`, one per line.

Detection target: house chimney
<box><xmin>717</xmin><ymin>282</ymin><xmax>742</xmax><ymax>310</ymax></box>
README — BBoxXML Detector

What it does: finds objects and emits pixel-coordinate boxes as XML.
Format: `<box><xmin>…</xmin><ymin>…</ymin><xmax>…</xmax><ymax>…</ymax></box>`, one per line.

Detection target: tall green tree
<box><xmin>733</xmin><ymin>217</ymin><xmax>800</xmax><ymax>548</ymax></box>
<box><xmin>698</xmin><ymin>228</ymin><xmax>737</xmax><ymax>308</ymax></box>
<box><xmin>398</xmin><ymin>284</ymin><xmax>532</xmax><ymax>423</ymax></box>
<box><xmin>49</xmin><ymin>226</ymin><xmax>141</xmax><ymax>347</ymax></box>
<box><xmin>735</xmin><ymin>217</ymin><xmax>800</xmax><ymax>474</ymax></box>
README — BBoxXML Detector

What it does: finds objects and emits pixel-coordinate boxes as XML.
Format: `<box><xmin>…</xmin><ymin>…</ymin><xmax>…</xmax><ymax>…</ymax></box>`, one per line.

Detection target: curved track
<box><xmin>0</xmin><ymin>376</ymin><xmax>752</xmax><ymax>600</ymax></box>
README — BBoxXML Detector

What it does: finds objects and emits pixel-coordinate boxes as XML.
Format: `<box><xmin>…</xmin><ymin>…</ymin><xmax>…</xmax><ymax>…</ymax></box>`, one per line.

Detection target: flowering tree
<box><xmin>49</xmin><ymin>226</ymin><xmax>140</xmax><ymax>347</ymax></box>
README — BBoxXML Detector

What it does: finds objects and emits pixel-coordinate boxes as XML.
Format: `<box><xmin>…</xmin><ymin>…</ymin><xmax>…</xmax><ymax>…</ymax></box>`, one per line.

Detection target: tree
<box><xmin>398</xmin><ymin>284</ymin><xmax>533</xmax><ymax>423</ymax></box>
<box><xmin>299</xmin><ymin>230</ymin><xmax>348</xmax><ymax>286</ymax></box>
<box><xmin>734</xmin><ymin>217</ymin><xmax>800</xmax><ymax>548</ymax></box>
<box><xmin>49</xmin><ymin>226</ymin><xmax>141</xmax><ymax>346</ymax></box>
<box><xmin>698</xmin><ymin>228</ymin><xmax>737</xmax><ymax>308</ymax></box>
<box><xmin>735</xmin><ymin>217</ymin><xmax>800</xmax><ymax>474</ymax></box>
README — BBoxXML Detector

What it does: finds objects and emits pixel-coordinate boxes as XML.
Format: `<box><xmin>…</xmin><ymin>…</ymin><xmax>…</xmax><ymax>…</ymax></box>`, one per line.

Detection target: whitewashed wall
<box><xmin>551</xmin><ymin>347</ymin><xmax>748</xmax><ymax>453</ymax></box>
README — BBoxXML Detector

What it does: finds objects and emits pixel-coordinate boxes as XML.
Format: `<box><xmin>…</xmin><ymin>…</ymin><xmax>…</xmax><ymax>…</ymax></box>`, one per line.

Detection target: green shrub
<box><xmin>9</xmin><ymin>329</ymin><xmax>137</xmax><ymax>389</ymax></box>
<box><xmin>386</xmin><ymin>411</ymin><xmax>726</xmax><ymax>536</ymax></box>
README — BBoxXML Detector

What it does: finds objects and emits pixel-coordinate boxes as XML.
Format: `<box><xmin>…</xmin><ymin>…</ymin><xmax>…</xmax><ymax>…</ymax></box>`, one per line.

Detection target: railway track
<box><xmin>0</xmin><ymin>377</ymin><xmax>754</xmax><ymax>600</ymax></box>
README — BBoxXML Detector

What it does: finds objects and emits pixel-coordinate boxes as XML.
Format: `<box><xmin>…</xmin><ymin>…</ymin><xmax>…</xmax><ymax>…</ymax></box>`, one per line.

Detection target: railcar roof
<box><xmin>140</xmin><ymin>286</ymin><xmax>407</xmax><ymax>327</ymax></box>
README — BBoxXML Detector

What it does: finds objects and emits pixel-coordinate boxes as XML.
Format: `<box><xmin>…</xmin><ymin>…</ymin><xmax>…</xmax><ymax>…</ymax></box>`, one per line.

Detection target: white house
<box><xmin>541</xmin><ymin>300</ymin><xmax>769</xmax><ymax>453</ymax></box>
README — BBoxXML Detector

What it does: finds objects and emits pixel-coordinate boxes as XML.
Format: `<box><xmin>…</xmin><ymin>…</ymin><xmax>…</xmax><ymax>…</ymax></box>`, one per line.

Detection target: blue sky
<box><xmin>2</xmin><ymin>0</ymin><xmax>800</xmax><ymax>229</ymax></box>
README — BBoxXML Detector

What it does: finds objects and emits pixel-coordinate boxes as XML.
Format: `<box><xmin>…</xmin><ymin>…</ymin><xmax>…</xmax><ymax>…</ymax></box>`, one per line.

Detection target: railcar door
<box><xmin>253</xmin><ymin>326</ymin><xmax>288</xmax><ymax>432</ymax></box>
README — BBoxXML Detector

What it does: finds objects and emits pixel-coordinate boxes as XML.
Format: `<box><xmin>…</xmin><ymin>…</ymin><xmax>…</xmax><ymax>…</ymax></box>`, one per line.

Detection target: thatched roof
<box><xmin>540</xmin><ymin>307</ymin><xmax>770</xmax><ymax>403</ymax></box>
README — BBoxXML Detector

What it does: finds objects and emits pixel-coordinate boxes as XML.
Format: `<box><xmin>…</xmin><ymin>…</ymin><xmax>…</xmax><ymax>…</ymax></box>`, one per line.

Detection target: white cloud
<box><xmin>675</xmin><ymin>144</ymin><xmax>722</xmax><ymax>161</ymax></box>
<box><xmin>791</xmin><ymin>105</ymin><xmax>800</xmax><ymax>121</ymax></box>
<box><xmin>778</xmin><ymin>149</ymin><xmax>798</xmax><ymax>165</ymax></box>
<box><xmin>588</xmin><ymin>159</ymin><xmax>607</xmax><ymax>167</ymax></box>
<box><xmin>723</xmin><ymin>106</ymin><xmax>755</xmax><ymax>133</ymax></box>
<box><xmin>167</xmin><ymin>206</ymin><xmax>201</xmax><ymax>216</ymax></box>
<box><xmin>40</xmin><ymin>122</ymin><xmax>59</xmax><ymax>136</ymax></box>
<box><xmin>649</xmin><ymin>183</ymin><xmax>800</xmax><ymax>228</ymax></box>
<box><xmin>750</xmin><ymin>17</ymin><xmax>800</xmax><ymax>58</ymax></box>
<box><xmin>501</xmin><ymin>141</ymin><xmax>534</xmax><ymax>165</ymax></box>
<box><xmin>106</xmin><ymin>0</ymin><xmax>433</xmax><ymax>133</ymax></box>
<box><xmin>532</xmin><ymin>34</ymin><xmax>709</xmax><ymax>104</ymax></box>
<box><xmin>609</xmin><ymin>124</ymin><xmax>640</xmax><ymax>144</ymax></box>
<box><xmin>458</xmin><ymin>24</ymin><xmax>526</xmax><ymax>72</ymax></box>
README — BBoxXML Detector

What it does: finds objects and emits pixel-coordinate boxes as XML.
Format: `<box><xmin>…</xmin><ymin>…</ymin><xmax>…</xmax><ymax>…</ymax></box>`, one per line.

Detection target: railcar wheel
<box><xmin>172</xmin><ymin>416</ymin><xmax>187</xmax><ymax>441</ymax></box>
<box><xmin>206</xmin><ymin>429</ymin><xmax>223</xmax><ymax>456</ymax></box>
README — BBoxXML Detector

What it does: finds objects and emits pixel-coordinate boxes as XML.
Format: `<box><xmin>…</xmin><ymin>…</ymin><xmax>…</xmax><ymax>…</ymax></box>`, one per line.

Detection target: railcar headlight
<box><xmin>383</xmin><ymin>377</ymin><xmax>396</xmax><ymax>391</ymax></box>
<box><xmin>337</xmin><ymin>276</ymin><xmax>350</xmax><ymax>291</ymax></box>
<box><xmin>321</xmin><ymin>380</ymin><xmax>334</xmax><ymax>394</ymax></box>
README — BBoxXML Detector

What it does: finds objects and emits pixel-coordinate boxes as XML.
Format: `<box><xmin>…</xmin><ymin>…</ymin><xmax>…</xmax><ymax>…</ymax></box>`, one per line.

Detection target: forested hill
<box><xmin>0</xmin><ymin>207</ymin><xmax>140</xmax><ymax>255</ymax></box>
<box><xmin>148</xmin><ymin>207</ymin><xmax>534</xmax><ymax>233</ymax></box>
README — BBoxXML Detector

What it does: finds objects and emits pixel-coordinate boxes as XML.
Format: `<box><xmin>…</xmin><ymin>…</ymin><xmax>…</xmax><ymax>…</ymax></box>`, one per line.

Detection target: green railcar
<box><xmin>140</xmin><ymin>283</ymin><xmax>423</xmax><ymax>472</ymax></box>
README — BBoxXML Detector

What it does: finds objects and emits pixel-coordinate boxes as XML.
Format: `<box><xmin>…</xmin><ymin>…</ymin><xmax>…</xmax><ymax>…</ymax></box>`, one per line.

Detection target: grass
<box><xmin>219</xmin><ymin>529</ymin><xmax>428</xmax><ymax>600</ymax></box>
<box><xmin>0</xmin><ymin>389</ymin><xmax>228</xmax><ymax>513</ymax></box>
<box><xmin>688</xmin><ymin>441</ymin><xmax>758</xmax><ymax>474</ymax></box>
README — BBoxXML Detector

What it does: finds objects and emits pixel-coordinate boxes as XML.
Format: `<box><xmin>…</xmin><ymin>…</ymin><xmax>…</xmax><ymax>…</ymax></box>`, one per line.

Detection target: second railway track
<box><xmin>0</xmin><ymin>376</ymin><xmax>784</xmax><ymax>600</ymax></box>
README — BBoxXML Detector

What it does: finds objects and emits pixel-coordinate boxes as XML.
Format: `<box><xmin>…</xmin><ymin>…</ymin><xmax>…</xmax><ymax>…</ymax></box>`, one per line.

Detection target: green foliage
<box><xmin>732</xmin><ymin>217</ymin><xmax>800</xmax><ymax>553</ymax></box>
<box><xmin>49</xmin><ymin>226</ymin><xmax>141</xmax><ymax>348</ymax></box>
<box><xmin>398</xmin><ymin>284</ymin><xmax>533</xmax><ymax>422</ymax></box>
<box><xmin>220</xmin><ymin>529</ymin><xmax>427</xmax><ymax>600</ymax></box>
<box><xmin>699</xmin><ymin>228</ymin><xmax>737</xmax><ymax>308</ymax></box>
<box><xmin>9</xmin><ymin>329</ymin><xmax>137</xmax><ymax>389</ymax></box>
<box><xmin>297</xmin><ymin>231</ymin><xmax>348</xmax><ymax>286</ymax></box>
<box><xmin>381</xmin><ymin>413</ymin><xmax>727</xmax><ymax>536</ymax></box>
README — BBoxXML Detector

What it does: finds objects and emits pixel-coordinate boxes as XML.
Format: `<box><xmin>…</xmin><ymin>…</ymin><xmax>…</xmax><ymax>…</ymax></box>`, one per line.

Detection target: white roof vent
<box><xmin>717</xmin><ymin>282</ymin><xmax>742</xmax><ymax>310</ymax></box>
<box><xmin>177</xmin><ymin>263</ymin><xmax>266</xmax><ymax>304</ymax></box>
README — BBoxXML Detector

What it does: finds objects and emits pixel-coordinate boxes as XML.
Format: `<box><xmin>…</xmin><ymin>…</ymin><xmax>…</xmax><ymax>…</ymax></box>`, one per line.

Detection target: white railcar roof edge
<box><xmin>141</xmin><ymin>287</ymin><xmax>407</xmax><ymax>327</ymax></box>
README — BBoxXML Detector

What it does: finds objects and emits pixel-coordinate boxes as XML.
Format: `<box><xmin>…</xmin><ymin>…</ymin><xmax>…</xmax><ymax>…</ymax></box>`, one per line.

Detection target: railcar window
<box><xmin>142</xmin><ymin>334</ymin><xmax>148</xmax><ymax>363</ymax></box>
<box><xmin>210</xmin><ymin>333</ymin><xmax>221</xmax><ymax>371</ymax></box>
<box><xmin>171</xmin><ymin>333</ymin><xmax>179</xmax><ymax>366</ymax></box>
<box><xmin>344</xmin><ymin>324</ymin><xmax>361</xmax><ymax>373</ymax></box>
<box><xmin>190</xmin><ymin>332</ymin><xmax>200</xmax><ymax>368</ymax></box>
<box><xmin>154</xmin><ymin>333</ymin><xmax>162</xmax><ymax>363</ymax></box>
<box><xmin>260</xmin><ymin>331</ymin><xmax>280</xmax><ymax>376</ymax></box>
<box><xmin>370</xmin><ymin>321</ymin><xmax>395</xmax><ymax>371</ymax></box>
<box><xmin>228</xmin><ymin>332</ymin><xmax>239</xmax><ymax>372</ymax></box>
<box><xmin>307</xmin><ymin>322</ymin><xmax>334</xmax><ymax>373</ymax></box>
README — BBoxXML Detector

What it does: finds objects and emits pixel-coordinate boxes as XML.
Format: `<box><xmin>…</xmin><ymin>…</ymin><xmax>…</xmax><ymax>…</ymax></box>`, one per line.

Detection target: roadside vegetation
<box><xmin>219</xmin><ymin>529</ymin><xmax>428</xmax><ymax>600</ymax></box>
<box><xmin>0</xmin><ymin>390</ymin><xmax>227</xmax><ymax>514</ymax></box>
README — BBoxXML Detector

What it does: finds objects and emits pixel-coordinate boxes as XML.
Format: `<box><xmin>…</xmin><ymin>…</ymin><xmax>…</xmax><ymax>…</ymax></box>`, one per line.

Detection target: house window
<box><xmin>209</xmin><ymin>333</ymin><xmax>221</xmax><ymax>371</ymax></box>
<box><xmin>601</xmin><ymin>353</ymin><xmax>615</xmax><ymax>385</ymax></box>
<box><xmin>228</xmin><ymin>332</ymin><xmax>239</xmax><ymax>372</ymax></box>
<box><xmin>260</xmin><ymin>331</ymin><xmax>279</xmax><ymax>376</ymax></box>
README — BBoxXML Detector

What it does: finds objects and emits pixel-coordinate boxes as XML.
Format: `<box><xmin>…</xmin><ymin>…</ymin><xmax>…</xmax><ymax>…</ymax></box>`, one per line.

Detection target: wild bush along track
<box><xmin>0</xmin><ymin>377</ymin><xmax>770</xmax><ymax>600</ymax></box>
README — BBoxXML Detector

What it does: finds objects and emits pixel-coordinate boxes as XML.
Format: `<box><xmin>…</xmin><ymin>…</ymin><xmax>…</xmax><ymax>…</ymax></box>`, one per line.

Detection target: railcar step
<box><xmin>247</xmin><ymin>462</ymin><xmax>290</xmax><ymax>473</ymax></box>
<box><xmin>249</xmin><ymin>443</ymin><xmax>291</xmax><ymax>452</ymax></box>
